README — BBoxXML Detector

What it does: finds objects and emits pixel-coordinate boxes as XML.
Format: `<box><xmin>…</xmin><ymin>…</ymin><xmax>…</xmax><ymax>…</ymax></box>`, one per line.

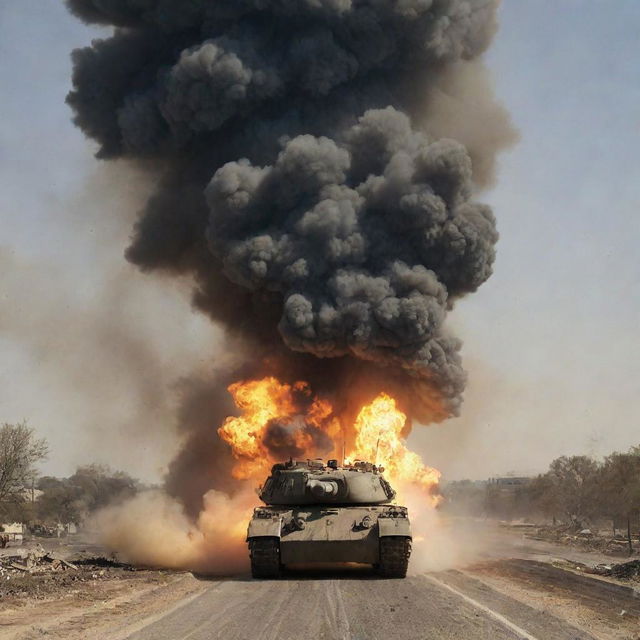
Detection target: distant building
<box><xmin>20</xmin><ymin>488</ymin><xmax>43</xmax><ymax>502</ymax></box>
<box><xmin>0</xmin><ymin>522</ymin><xmax>25</xmax><ymax>544</ymax></box>
<box><xmin>488</xmin><ymin>476</ymin><xmax>531</xmax><ymax>489</ymax></box>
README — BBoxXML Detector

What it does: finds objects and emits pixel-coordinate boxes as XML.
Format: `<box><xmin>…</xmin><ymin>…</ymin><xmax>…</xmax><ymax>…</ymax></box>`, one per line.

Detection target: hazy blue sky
<box><xmin>1</xmin><ymin>1</ymin><xmax>639</xmax><ymax>481</ymax></box>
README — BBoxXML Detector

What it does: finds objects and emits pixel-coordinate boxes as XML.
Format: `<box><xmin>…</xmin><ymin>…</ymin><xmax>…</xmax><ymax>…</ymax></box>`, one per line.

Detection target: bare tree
<box><xmin>0</xmin><ymin>422</ymin><xmax>48</xmax><ymax>505</ymax></box>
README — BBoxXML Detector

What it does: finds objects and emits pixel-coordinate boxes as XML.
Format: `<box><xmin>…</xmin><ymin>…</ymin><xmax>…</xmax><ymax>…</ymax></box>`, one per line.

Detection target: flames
<box><xmin>218</xmin><ymin>377</ymin><xmax>341</xmax><ymax>480</ymax></box>
<box><xmin>217</xmin><ymin>377</ymin><xmax>294</xmax><ymax>479</ymax></box>
<box><xmin>350</xmin><ymin>393</ymin><xmax>441</xmax><ymax>496</ymax></box>
<box><xmin>217</xmin><ymin>377</ymin><xmax>440</xmax><ymax>501</ymax></box>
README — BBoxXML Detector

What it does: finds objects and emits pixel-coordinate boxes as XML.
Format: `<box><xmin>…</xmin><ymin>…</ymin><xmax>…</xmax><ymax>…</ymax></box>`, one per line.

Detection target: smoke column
<box><xmin>65</xmin><ymin>1</ymin><xmax>515</xmax><ymax>518</ymax></box>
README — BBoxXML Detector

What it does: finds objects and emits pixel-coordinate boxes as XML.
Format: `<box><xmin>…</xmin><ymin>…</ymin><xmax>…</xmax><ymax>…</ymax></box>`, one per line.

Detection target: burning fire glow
<box><xmin>218</xmin><ymin>377</ymin><xmax>440</xmax><ymax>501</ymax></box>
<box><xmin>217</xmin><ymin>378</ymin><xmax>297</xmax><ymax>479</ymax></box>
<box><xmin>349</xmin><ymin>393</ymin><xmax>441</xmax><ymax>495</ymax></box>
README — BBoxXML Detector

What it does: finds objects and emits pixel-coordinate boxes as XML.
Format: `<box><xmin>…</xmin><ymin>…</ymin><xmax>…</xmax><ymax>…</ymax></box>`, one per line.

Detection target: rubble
<box><xmin>525</xmin><ymin>525</ymin><xmax>639</xmax><ymax>555</ymax></box>
<box><xmin>592</xmin><ymin>560</ymin><xmax>640</xmax><ymax>581</ymax></box>
<box><xmin>0</xmin><ymin>548</ymin><xmax>151</xmax><ymax>604</ymax></box>
<box><xmin>0</xmin><ymin>544</ymin><xmax>77</xmax><ymax>575</ymax></box>
<box><xmin>74</xmin><ymin>556</ymin><xmax>133</xmax><ymax>569</ymax></box>
<box><xmin>554</xmin><ymin>557</ymin><xmax>640</xmax><ymax>583</ymax></box>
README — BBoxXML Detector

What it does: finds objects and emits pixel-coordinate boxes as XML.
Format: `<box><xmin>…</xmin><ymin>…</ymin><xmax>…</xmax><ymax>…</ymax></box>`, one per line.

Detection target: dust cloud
<box><xmin>403</xmin><ymin>486</ymin><xmax>489</xmax><ymax>574</ymax></box>
<box><xmin>94</xmin><ymin>489</ymin><xmax>253</xmax><ymax>574</ymax></box>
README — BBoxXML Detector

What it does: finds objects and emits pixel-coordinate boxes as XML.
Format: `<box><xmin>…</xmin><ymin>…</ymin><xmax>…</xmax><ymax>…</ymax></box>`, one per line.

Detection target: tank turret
<box><xmin>258</xmin><ymin>458</ymin><xmax>396</xmax><ymax>506</ymax></box>
<box><xmin>246</xmin><ymin>459</ymin><xmax>411</xmax><ymax>579</ymax></box>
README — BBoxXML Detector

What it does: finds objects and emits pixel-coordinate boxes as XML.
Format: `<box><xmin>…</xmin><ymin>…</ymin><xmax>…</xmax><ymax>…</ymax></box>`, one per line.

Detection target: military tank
<box><xmin>247</xmin><ymin>458</ymin><xmax>411</xmax><ymax>578</ymax></box>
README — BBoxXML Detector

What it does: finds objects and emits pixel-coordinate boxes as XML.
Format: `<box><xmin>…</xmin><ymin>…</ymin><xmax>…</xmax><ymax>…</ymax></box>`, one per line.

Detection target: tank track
<box><xmin>249</xmin><ymin>537</ymin><xmax>281</xmax><ymax>579</ymax></box>
<box><xmin>378</xmin><ymin>536</ymin><xmax>411</xmax><ymax>578</ymax></box>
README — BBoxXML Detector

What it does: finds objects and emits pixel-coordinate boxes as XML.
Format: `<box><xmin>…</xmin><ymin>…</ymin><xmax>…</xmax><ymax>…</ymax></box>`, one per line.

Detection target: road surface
<box><xmin>123</xmin><ymin>568</ymin><xmax>595</xmax><ymax>640</ymax></box>
<box><xmin>118</xmin><ymin>524</ymin><xmax>639</xmax><ymax>640</ymax></box>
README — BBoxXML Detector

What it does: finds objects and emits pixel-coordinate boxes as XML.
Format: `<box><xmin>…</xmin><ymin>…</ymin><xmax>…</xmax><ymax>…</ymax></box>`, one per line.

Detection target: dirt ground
<box><xmin>0</xmin><ymin>537</ymin><xmax>203</xmax><ymax>639</ymax></box>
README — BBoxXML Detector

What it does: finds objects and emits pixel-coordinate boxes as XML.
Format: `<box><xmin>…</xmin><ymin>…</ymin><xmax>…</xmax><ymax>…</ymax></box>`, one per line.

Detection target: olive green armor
<box><xmin>247</xmin><ymin>459</ymin><xmax>411</xmax><ymax>578</ymax></box>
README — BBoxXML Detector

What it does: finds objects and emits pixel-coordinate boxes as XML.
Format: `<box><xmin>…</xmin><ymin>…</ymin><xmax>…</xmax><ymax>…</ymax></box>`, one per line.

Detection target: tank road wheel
<box><xmin>378</xmin><ymin>536</ymin><xmax>411</xmax><ymax>578</ymax></box>
<box><xmin>249</xmin><ymin>537</ymin><xmax>281</xmax><ymax>579</ymax></box>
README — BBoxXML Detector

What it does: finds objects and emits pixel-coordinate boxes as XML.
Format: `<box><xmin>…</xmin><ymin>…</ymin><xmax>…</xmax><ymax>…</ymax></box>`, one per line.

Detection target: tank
<box><xmin>246</xmin><ymin>458</ymin><xmax>411</xmax><ymax>578</ymax></box>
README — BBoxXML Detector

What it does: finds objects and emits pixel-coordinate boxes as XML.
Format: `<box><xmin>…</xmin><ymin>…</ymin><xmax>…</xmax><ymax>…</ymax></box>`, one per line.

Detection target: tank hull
<box><xmin>247</xmin><ymin>505</ymin><xmax>411</xmax><ymax>566</ymax></box>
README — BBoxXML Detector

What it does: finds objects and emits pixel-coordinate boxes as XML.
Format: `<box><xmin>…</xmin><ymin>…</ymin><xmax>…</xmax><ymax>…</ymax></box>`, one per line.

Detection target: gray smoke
<box><xmin>205</xmin><ymin>107</ymin><xmax>497</xmax><ymax>401</ymax></box>
<box><xmin>65</xmin><ymin>0</ymin><xmax>515</xmax><ymax>508</ymax></box>
<box><xmin>67</xmin><ymin>1</ymin><xmax>500</xmax><ymax>155</ymax></box>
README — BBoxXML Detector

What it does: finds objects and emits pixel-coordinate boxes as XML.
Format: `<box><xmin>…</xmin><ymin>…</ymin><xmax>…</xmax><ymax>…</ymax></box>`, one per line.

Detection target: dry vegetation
<box><xmin>443</xmin><ymin>447</ymin><xmax>640</xmax><ymax>553</ymax></box>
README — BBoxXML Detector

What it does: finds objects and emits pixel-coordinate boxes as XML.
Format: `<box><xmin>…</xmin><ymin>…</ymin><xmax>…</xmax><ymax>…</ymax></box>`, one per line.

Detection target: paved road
<box><xmin>125</xmin><ymin>569</ymin><xmax>594</xmax><ymax>640</ymax></box>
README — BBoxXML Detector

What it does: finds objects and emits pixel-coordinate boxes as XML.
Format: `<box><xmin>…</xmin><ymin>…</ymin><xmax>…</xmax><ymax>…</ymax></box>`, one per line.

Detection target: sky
<box><xmin>0</xmin><ymin>1</ymin><xmax>639</xmax><ymax>482</ymax></box>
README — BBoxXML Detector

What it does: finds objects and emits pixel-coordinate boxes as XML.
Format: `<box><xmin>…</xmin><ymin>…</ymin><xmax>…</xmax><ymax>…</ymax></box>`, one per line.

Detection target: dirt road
<box><xmin>121</xmin><ymin>570</ymin><xmax>596</xmax><ymax>640</ymax></box>
<box><xmin>5</xmin><ymin>564</ymin><xmax>637</xmax><ymax>640</ymax></box>
<box><xmin>2</xmin><ymin>526</ymin><xmax>639</xmax><ymax>640</ymax></box>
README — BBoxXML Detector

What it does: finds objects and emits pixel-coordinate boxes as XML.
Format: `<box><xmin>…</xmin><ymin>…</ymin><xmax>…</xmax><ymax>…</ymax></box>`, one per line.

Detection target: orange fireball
<box><xmin>217</xmin><ymin>377</ymin><xmax>440</xmax><ymax>503</ymax></box>
<box><xmin>349</xmin><ymin>393</ymin><xmax>441</xmax><ymax>501</ymax></box>
<box><xmin>218</xmin><ymin>377</ymin><xmax>298</xmax><ymax>479</ymax></box>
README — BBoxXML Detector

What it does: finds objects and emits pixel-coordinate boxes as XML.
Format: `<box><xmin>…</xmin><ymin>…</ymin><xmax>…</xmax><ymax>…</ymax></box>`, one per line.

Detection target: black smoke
<box><xmin>263</xmin><ymin>420</ymin><xmax>334</xmax><ymax>461</ymax></box>
<box><xmin>66</xmin><ymin>0</ymin><xmax>514</xmax><ymax>509</ymax></box>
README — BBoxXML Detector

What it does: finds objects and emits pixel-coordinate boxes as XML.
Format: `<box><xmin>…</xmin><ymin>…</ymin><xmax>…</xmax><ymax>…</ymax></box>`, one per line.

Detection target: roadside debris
<box><xmin>555</xmin><ymin>557</ymin><xmax>640</xmax><ymax>583</ymax></box>
<box><xmin>0</xmin><ymin>548</ymin><xmax>154</xmax><ymax>604</ymax></box>
<box><xmin>73</xmin><ymin>556</ymin><xmax>132</xmax><ymax>569</ymax></box>
<box><xmin>524</xmin><ymin>524</ymin><xmax>639</xmax><ymax>555</ymax></box>
<box><xmin>0</xmin><ymin>546</ymin><xmax>134</xmax><ymax>581</ymax></box>
<box><xmin>592</xmin><ymin>559</ymin><xmax>640</xmax><ymax>581</ymax></box>
<box><xmin>0</xmin><ymin>544</ymin><xmax>77</xmax><ymax>575</ymax></box>
<box><xmin>0</xmin><ymin>545</ymin><xmax>78</xmax><ymax>574</ymax></box>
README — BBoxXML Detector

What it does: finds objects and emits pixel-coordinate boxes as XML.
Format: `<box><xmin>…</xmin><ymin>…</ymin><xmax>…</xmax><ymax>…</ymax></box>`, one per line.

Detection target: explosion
<box><xmin>218</xmin><ymin>377</ymin><xmax>440</xmax><ymax>503</ymax></box>
<box><xmin>351</xmin><ymin>393</ymin><xmax>441</xmax><ymax>497</ymax></box>
<box><xmin>218</xmin><ymin>377</ymin><xmax>340</xmax><ymax>480</ymax></box>
<box><xmin>218</xmin><ymin>378</ymin><xmax>299</xmax><ymax>479</ymax></box>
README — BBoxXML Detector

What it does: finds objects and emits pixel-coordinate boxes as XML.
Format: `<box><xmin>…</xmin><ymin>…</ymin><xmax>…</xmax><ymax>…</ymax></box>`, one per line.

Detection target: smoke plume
<box><xmin>65</xmin><ymin>0</ymin><xmax>515</xmax><ymax>532</ymax></box>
